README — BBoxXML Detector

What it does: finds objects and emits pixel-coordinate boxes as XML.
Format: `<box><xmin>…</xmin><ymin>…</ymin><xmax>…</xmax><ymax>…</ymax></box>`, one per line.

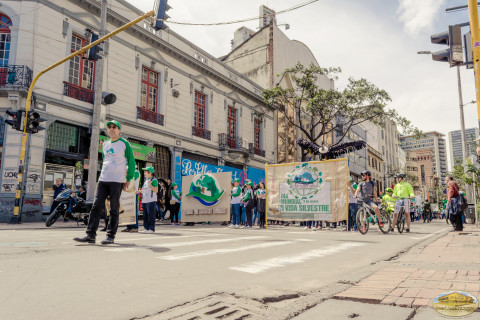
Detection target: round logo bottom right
<box><xmin>433</xmin><ymin>291</ymin><xmax>479</xmax><ymax>317</ymax></box>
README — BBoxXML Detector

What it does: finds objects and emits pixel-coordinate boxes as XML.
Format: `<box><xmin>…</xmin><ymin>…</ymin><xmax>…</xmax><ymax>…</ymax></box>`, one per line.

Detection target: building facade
<box><xmin>448</xmin><ymin>128</ymin><xmax>480</xmax><ymax>167</ymax></box>
<box><xmin>400</xmin><ymin>131</ymin><xmax>448</xmax><ymax>185</ymax></box>
<box><xmin>367</xmin><ymin>145</ymin><xmax>384</xmax><ymax>195</ymax></box>
<box><xmin>0</xmin><ymin>0</ymin><xmax>275</xmax><ymax>222</ymax></box>
<box><xmin>222</xmin><ymin>7</ymin><xmax>334</xmax><ymax>164</ymax></box>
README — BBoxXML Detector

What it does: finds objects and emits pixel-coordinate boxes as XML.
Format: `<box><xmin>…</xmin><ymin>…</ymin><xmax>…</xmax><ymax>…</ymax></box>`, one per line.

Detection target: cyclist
<box><xmin>382</xmin><ymin>188</ymin><xmax>395</xmax><ymax>215</ymax></box>
<box><xmin>391</xmin><ymin>173</ymin><xmax>415</xmax><ymax>233</ymax></box>
<box><xmin>354</xmin><ymin>170</ymin><xmax>384</xmax><ymax>230</ymax></box>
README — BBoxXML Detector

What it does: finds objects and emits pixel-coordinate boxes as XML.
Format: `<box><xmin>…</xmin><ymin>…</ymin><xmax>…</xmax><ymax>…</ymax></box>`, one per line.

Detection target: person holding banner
<box><xmin>256</xmin><ymin>182</ymin><xmax>266</xmax><ymax>228</ymax></box>
<box><xmin>170</xmin><ymin>183</ymin><xmax>181</xmax><ymax>225</ymax></box>
<box><xmin>140</xmin><ymin>166</ymin><xmax>159</xmax><ymax>233</ymax></box>
<box><xmin>242</xmin><ymin>181</ymin><xmax>255</xmax><ymax>228</ymax></box>
<box><xmin>74</xmin><ymin>120</ymin><xmax>135</xmax><ymax>244</ymax></box>
<box><xmin>229</xmin><ymin>179</ymin><xmax>242</xmax><ymax>228</ymax></box>
<box><xmin>348</xmin><ymin>179</ymin><xmax>358</xmax><ymax>231</ymax></box>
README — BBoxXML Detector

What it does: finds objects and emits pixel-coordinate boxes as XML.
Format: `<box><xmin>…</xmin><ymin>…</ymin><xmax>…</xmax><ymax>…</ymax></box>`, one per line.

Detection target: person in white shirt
<box><xmin>348</xmin><ymin>178</ymin><xmax>358</xmax><ymax>231</ymax></box>
<box><xmin>229</xmin><ymin>178</ymin><xmax>242</xmax><ymax>228</ymax></box>
<box><xmin>74</xmin><ymin>120</ymin><xmax>135</xmax><ymax>244</ymax></box>
<box><xmin>139</xmin><ymin>166</ymin><xmax>159</xmax><ymax>233</ymax></box>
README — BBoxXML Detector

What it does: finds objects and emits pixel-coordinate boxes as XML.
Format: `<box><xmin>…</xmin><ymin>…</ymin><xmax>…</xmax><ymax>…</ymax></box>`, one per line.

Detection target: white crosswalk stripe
<box><xmin>157</xmin><ymin>239</ymin><xmax>312</xmax><ymax>261</ymax></box>
<box><xmin>229</xmin><ymin>242</ymin><xmax>365</xmax><ymax>274</ymax></box>
<box><xmin>104</xmin><ymin>236</ymin><xmax>269</xmax><ymax>252</ymax></box>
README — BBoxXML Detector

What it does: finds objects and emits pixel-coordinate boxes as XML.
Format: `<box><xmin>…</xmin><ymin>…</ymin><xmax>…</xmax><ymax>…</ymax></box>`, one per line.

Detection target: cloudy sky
<box><xmin>126</xmin><ymin>0</ymin><xmax>477</xmax><ymax>169</ymax></box>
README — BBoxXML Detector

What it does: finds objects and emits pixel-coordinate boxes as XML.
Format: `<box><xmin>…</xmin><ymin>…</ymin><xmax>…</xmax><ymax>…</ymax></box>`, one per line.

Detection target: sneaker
<box><xmin>228</xmin><ymin>224</ymin><xmax>235</xmax><ymax>228</ymax></box>
<box><xmin>101</xmin><ymin>237</ymin><xmax>114</xmax><ymax>245</ymax></box>
<box><xmin>121</xmin><ymin>228</ymin><xmax>130</xmax><ymax>232</ymax></box>
<box><xmin>304</xmin><ymin>226</ymin><xmax>309</xmax><ymax>230</ymax></box>
<box><xmin>146</xmin><ymin>230</ymin><xmax>154</xmax><ymax>233</ymax></box>
<box><xmin>175</xmin><ymin>223</ymin><xmax>181</xmax><ymax>225</ymax></box>
<box><xmin>235</xmin><ymin>225</ymin><xmax>240</xmax><ymax>229</ymax></box>
<box><xmin>140</xmin><ymin>229</ymin><xmax>149</xmax><ymax>233</ymax></box>
<box><xmin>73</xmin><ymin>235</ymin><xmax>95</xmax><ymax>244</ymax></box>
<box><xmin>406</xmin><ymin>228</ymin><xmax>410</xmax><ymax>233</ymax></box>
<box><xmin>128</xmin><ymin>228</ymin><xmax>138</xmax><ymax>233</ymax></box>
<box><xmin>378</xmin><ymin>222</ymin><xmax>384</xmax><ymax>227</ymax></box>
<box><xmin>170</xmin><ymin>223</ymin><xmax>175</xmax><ymax>226</ymax></box>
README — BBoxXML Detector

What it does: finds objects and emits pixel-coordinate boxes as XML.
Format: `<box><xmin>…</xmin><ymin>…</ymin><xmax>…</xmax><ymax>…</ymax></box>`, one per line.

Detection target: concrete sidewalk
<box><xmin>294</xmin><ymin>224</ymin><xmax>480</xmax><ymax>319</ymax></box>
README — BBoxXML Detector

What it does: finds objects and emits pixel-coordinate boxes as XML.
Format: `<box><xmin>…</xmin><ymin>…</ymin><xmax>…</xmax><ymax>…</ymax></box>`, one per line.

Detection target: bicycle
<box><xmin>356</xmin><ymin>199</ymin><xmax>391</xmax><ymax>235</ymax></box>
<box><xmin>393</xmin><ymin>198</ymin><xmax>413</xmax><ymax>233</ymax></box>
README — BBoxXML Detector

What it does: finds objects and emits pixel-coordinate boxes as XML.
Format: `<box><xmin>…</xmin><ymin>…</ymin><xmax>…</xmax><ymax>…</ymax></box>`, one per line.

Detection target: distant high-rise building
<box><xmin>400</xmin><ymin>131</ymin><xmax>448</xmax><ymax>184</ymax></box>
<box><xmin>448</xmin><ymin>128</ymin><xmax>480</xmax><ymax>166</ymax></box>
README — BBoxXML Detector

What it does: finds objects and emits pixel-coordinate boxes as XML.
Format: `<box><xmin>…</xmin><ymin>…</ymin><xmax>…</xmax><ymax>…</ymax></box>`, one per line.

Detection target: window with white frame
<box><xmin>68</xmin><ymin>34</ymin><xmax>95</xmax><ymax>90</ymax></box>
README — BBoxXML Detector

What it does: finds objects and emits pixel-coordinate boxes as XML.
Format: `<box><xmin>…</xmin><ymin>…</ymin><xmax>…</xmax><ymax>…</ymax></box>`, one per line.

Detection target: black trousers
<box><xmin>170</xmin><ymin>202</ymin><xmax>180</xmax><ymax>223</ymax></box>
<box><xmin>245</xmin><ymin>207</ymin><xmax>253</xmax><ymax>227</ymax></box>
<box><xmin>258</xmin><ymin>210</ymin><xmax>265</xmax><ymax>227</ymax></box>
<box><xmin>86</xmin><ymin>181</ymin><xmax>124</xmax><ymax>239</ymax></box>
<box><xmin>454</xmin><ymin>212</ymin><xmax>464</xmax><ymax>231</ymax></box>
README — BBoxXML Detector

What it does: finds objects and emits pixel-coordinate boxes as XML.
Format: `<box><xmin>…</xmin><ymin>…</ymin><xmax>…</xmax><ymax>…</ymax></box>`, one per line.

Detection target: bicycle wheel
<box><xmin>378</xmin><ymin>210</ymin><xmax>392</xmax><ymax>234</ymax></box>
<box><xmin>356</xmin><ymin>208</ymin><xmax>369</xmax><ymax>235</ymax></box>
<box><xmin>397</xmin><ymin>209</ymin><xmax>405</xmax><ymax>234</ymax></box>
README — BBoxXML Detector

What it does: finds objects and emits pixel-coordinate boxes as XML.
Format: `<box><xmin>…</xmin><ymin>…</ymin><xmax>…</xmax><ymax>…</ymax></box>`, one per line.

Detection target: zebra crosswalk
<box><xmin>101</xmin><ymin>228</ymin><xmax>362</xmax><ymax>273</ymax></box>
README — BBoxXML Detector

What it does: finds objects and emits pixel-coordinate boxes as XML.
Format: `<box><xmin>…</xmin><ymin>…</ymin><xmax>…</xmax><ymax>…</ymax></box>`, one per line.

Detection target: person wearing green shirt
<box><xmin>391</xmin><ymin>173</ymin><xmax>415</xmax><ymax>233</ymax></box>
<box><xmin>241</xmin><ymin>181</ymin><xmax>255</xmax><ymax>228</ymax></box>
<box><xmin>382</xmin><ymin>188</ymin><xmax>395</xmax><ymax>214</ymax></box>
<box><xmin>170</xmin><ymin>182</ymin><xmax>181</xmax><ymax>225</ymax></box>
<box><xmin>74</xmin><ymin>120</ymin><xmax>135</xmax><ymax>244</ymax></box>
<box><xmin>140</xmin><ymin>166</ymin><xmax>159</xmax><ymax>233</ymax></box>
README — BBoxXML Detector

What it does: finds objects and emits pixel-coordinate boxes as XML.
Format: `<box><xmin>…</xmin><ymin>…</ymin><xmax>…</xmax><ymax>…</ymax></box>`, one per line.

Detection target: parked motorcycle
<box><xmin>45</xmin><ymin>189</ymin><xmax>92</xmax><ymax>227</ymax></box>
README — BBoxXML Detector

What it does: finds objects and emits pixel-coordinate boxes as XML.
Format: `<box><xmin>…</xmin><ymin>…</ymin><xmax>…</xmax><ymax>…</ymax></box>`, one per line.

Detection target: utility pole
<box><xmin>468</xmin><ymin>0</ymin><xmax>480</xmax><ymax>129</ymax></box>
<box><xmin>457</xmin><ymin>65</ymin><xmax>472</xmax><ymax>201</ymax></box>
<box><xmin>86</xmin><ymin>0</ymin><xmax>107</xmax><ymax>201</ymax></box>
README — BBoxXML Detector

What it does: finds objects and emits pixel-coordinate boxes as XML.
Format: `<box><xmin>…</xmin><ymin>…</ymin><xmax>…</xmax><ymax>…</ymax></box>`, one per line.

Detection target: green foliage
<box><xmin>262</xmin><ymin>63</ymin><xmax>420</xmax><ymax>161</ymax></box>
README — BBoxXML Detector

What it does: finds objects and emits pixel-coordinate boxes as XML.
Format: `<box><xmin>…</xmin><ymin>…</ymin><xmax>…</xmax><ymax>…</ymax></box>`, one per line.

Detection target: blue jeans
<box><xmin>348</xmin><ymin>203</ymin><xmax>357</xmax><ymax>230</ymax></box>
<box><xmin>252</xmin><ymin>208</ymin><xmax>259</xmax><ymax>225</ymax></box>
<box><xmin>241</xmin><ymin>206</ymin><xmax>246</xmax><ymax>223</ymax></box>
<box><xmin>142</xmin><ymin>202</ymin><xmax>156</xmax><ymax>231</ymax></box>
<box><xmin>231</xmin><ymin>203</ymin><xmax>241</xmax><ymax>225</ymax></box>
<box><xmin>156</xmin><ymin>202</ymin><xmax>165</xmax><ymax>219</ymax></box>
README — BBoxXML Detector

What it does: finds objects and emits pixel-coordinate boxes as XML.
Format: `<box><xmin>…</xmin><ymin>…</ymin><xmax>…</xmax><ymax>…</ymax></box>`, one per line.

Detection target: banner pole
<box><xmin>346</xmin><ymin>151</ymin><xmax>349</xmax><ymax>232</ymax></box>
<box><xmin>265</xmin><ymin>162</ymin><xmax>268</xmax><ymax>230</ymax></box>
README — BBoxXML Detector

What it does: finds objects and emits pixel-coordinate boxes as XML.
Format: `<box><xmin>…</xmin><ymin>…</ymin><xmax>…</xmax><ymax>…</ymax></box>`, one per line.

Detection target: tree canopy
<box><xmin>262</xmin><ymin>63</ymin><xmax>421</xmax><ymax>161</ymax></box>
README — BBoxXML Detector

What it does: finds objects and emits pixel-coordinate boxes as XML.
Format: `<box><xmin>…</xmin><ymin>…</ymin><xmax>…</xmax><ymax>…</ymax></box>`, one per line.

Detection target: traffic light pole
<box><xmin>467</xmin><ymin>0</ymin><xmax>480</xmax><ymax>129</ymax></box>
<box><xmin>86</xmin><ymin>0</ymin><xmax>107</xmax><ymax>202</ymax></box>
<box><xmin>10</xmin><ymin>9</ymin><xmax>155</xmax><ymax>221</ymax></box>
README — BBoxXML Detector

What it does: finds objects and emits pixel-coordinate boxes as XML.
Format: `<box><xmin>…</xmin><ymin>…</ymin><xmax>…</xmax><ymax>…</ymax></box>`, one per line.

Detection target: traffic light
<box><xmin>154</xmin><ymin>0</ymin><xmax>171</xmax><ymax>31</ymax></box>
<box><xmin>5</xmin><ymin>110</ymin><xmax>23</xmax><ymax>131</ymax></box>
<box><xmin>87</xmin><ymin>33</ymin><xmax>103</xmax><ymax>61</ymax></box>
<box><xmin>430</xmin><ymin>25</ymin><xmax>463</xmax><ymax>67</ymax></box>
<box><xmin>101</xmin><ymin>91</ymin><xmax>116</xmax><ymax>105</ymax></box>
<box><xmin>25</xmin><ymin>111</ymin><xmax>45</xmax><ymax>134</ymax></box>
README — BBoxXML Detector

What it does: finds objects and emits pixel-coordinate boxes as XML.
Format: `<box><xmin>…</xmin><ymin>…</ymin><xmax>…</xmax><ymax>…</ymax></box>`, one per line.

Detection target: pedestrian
<box><xmin>242</xmin><ymin>181</ymin><xmax>255</xmax><ymax>228</ymax></box>
<box><xmin>156</xmin><ymin>180</ymin><xmax>166</xmax><ymax>221</ymax></box>
<box><xmin>252</xmin><ymin>184</ymin><xmax>260</xmax><ymax>226</ymax></box>
<box><xmin>73</xmin><ymin>120</ymin><xmax>135</xmax><ymax>244</ymax></box>
<box><xmin>348</xmin><ymin>178</ymin><xmax>358</xmax><ymax>231</ymax></box>
<box><xmin>78</xmin><ymin>185</ymin><xmax>87</xmax><ymax>200</ymax></box>
<box><xmin>51</xmin><ymin>177</ymin><xmax>67</xmax><ymax>221</ymax></box>
<box><xmin>140</xmin><ymin>166</ymin><xmax>159</xmax><ymax>233</ymax></box>
<box><xmin>229</xmin><ymin>178</ymin><xmax>242</xmax><ymax>228</ymax></box>
<box><xmin>256</xmin><ymin>182</ymin><xmax>266</xmax><ymax>228</ymax></box>
<box><xmin>170</xmin><ymin>182</ymin><xmax>181</xmax><ymax>225</ymax></box>
<box><xmin>446</xmin><ymin>176</ymin><xmax>463</xmax><ymax>231</ymax></box>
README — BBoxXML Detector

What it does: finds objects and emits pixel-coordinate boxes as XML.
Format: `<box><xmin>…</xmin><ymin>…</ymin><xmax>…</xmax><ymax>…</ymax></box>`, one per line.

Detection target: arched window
<box><xmin>0</xmin><ymin>13</ymin><xmax>12</xmax><ymax>67</ymax></box>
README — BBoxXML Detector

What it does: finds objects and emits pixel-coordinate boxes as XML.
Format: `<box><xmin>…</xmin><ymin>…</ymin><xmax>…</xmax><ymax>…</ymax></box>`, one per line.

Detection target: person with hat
<box><xmin>382</xmin><ymin>188</ymin><xmax>395</xmax><ymax>215</ymax></box>
<box><xmin>139</xmin><ymin>166</ymin><xmax>159</xmax><ymax>233</ymax></box>
<box><xmin>229</xmin><ymin>178</ymin><xmax>242</xmax><ymax>228</ymax></box>
<box><xmin>74</xmin><ymin>120</ymin><xmax>135</xmax><ymax>244</ymax></box>
<box><xmin>170</xmin><ymin>182</ymin><xmax>181</xmax><ymax>225</ymax></box>
<box><xmin>241</xmin><ymin>181</ymin><xmax>255</xmax><ymax>228</ymax></box>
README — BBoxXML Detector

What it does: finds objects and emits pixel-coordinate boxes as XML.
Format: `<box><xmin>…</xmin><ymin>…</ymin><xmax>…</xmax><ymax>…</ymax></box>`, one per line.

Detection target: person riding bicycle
<box><xmin>382</xmin><ymin>188</ymin><xmax>395</xmax><ymax>214</ymax></box>
<box><xmin>391</xmin><ymin>173</ymin><xmax>415</xmax><ymax>233</ymax></box>
<box><xmin>422</xmin><ymin>199</ymin><xmax>432</xmax><ymax>223</ymax></box>
<box><xmin>354</xmin><ymin>170</ymin><xmax>384</xmax><ymax>229</ymax></box>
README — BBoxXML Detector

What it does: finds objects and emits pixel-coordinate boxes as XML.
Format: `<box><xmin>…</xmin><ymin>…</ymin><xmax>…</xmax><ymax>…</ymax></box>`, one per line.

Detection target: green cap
<box><xmin>233</xmin><ymin>178</ymin><xmax>240</xmax><ymax>183</ymax></box>
<box><xmin>142</xmin><ymin>166</ymin><xmax>154</xmax><ymax>174</ymax></box>
<box><xmin>352</xmin><ymin>183</ymin><xmax>357</xmax><ymax>190</ymax></box>
<box><xmin>171</xmin><ymin>182</ymin><xmax>177</xmax><ymax>187</ymax></box>
<box><xmin>386</xmin><ymin>188</ymin><xmax>393</xmax><ymax>192</ymax></box>
<box><xmin>106</xmin><ymin>120</ymin><xmax>121</xmax><ymax>129</ymax></box>
<box><xmin>246</xmin><ymin>181</ymin><xmax>254</xmax><ymax>187</ymax></box>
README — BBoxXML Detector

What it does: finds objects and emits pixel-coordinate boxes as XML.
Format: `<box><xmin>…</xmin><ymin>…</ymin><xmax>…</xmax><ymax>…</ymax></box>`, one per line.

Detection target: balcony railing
<box><xmin>250</xmin><ymin>144</ymin><xmax>266</xmax><ymax>157</ymax></box>
<box><xmin>192</xmin><ymin>126</ymin><xmax>211</xmax><ymax>140</ymax></box>
<box><xmin>219</xmin><ymin>133</ymin><xmax>249</xmax><ymax>150</ymax></box>
<box><xmin>0</xmin><ymin>65</ymin><xmax>33</xmax><ymax>90</ymax></box>
<box><xmin>63</xmin><ymin>82</ymin><xmax>94</xmax><ymax>103</ymax></box>
<box><xmin>137</xmin><ymin>107</ymin><xmax>164</xmax><ymax>126</ymax></box>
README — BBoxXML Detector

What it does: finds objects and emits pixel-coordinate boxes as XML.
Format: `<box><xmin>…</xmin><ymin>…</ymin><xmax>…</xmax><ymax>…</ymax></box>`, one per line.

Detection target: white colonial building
<box><xmin>0</xmin><ymin>0</ymin><xmax>275</xmax><ymax>222</ymax></box>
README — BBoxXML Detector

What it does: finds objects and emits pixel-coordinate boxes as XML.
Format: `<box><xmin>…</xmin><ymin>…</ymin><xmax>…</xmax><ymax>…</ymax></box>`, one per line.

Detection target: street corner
<box><xmin>290</xmin><ymin>299</ymin><xmax>414</xmax><ymax>320</ymax></box>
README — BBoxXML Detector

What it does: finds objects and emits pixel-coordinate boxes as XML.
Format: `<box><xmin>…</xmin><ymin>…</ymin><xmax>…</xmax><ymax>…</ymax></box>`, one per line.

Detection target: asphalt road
<box><xmin>0</xmin><ymin>220</ymin><xmax>453</xmax><ymax>320</ymax></box>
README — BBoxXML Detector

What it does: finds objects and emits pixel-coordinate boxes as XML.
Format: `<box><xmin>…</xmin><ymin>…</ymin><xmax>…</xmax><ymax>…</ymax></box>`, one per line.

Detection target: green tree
<box><xmin>262</xmin><ymin>63</ymin><xmax>421</xmax><ymax>161</ymax></box>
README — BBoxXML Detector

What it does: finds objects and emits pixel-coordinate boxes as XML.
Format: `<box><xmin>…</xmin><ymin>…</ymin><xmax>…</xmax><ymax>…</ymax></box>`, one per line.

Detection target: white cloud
<box><xmin>397</xmin><ymin>0</ymin><xmax>446</xmax><ymax>37</ymax></box>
